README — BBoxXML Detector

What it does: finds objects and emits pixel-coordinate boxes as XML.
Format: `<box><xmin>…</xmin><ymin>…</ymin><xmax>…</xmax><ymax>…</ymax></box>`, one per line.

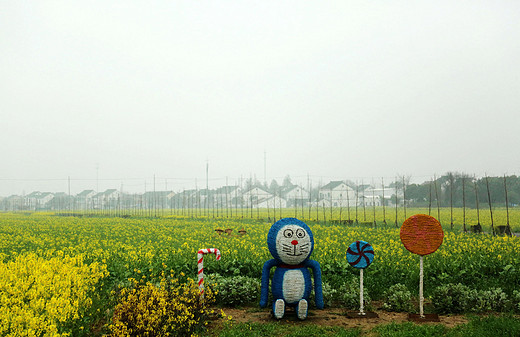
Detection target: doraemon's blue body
<box><xmin>260</xmin><ymin>218</ymin><xmax>324</xmax><ymax>320</ymax></box>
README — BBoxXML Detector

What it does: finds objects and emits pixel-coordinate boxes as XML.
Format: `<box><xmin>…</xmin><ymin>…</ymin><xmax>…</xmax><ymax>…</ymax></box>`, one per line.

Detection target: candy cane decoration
<box><xmin>197</xmin><ymin>248</ymin><xmax>221</xmax><ymax>298</ymax></box>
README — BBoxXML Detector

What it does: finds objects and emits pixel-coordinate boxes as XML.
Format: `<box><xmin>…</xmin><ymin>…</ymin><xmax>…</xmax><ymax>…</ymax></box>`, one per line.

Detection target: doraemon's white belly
<box><xmin>283</xmin><ymin>269</ymin><xmax>305</xmax><ymax>303</ymax></box>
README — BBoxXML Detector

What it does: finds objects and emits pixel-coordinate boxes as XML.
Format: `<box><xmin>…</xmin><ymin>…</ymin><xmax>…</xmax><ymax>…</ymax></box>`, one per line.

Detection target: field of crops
<box><xmin>0</xmin><ymin>209</ymin><xmax>519</xmax><ymax>335</ymax></box>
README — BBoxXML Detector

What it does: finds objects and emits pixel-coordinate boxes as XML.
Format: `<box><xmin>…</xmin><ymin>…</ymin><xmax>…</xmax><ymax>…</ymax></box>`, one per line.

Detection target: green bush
<box><xmin>308</xmin><ymin>281</ymin><xmax>338</xmax><ymax>308</ymax></box>
<box><xmin>513</xmin><ymin>290</ymin><xmax>520</xmax><ymax>313</ymax></box>
<box><xmin>470</xmin><ymin>287</ymin><xmax>509</xmax><ymax>313</ymax></box>
<box><xmin>431</xmin><ymin>283</ymin><xmax>474</xmax><ymax>314</ymax></box>
<box><xmin>339</xmin><ymin>279</ymin><xmax>372</xmax><ymax>310</ymax></box>
<box><xmin>206</xmin><ymin>273</ymin><xmax>261</xmax><ymax>307</ymax></box>
<box><xmin>382</xmin><ymin>284</ymin><xmax>413</xmax><ymax>312</ymax></box>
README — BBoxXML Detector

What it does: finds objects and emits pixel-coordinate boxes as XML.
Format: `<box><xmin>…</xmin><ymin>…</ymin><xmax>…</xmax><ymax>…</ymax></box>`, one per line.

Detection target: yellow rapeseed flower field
<box><xmin>0</xmin><ymin>210</ymin><xmax>518</xmax><ymax>334</ymax></box>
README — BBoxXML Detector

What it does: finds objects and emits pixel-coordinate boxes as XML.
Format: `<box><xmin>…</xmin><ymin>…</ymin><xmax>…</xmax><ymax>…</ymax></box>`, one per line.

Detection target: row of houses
<box><xmin>0</xmin><ymin>181</ymin><xmax>402</xmax><ymax>211</ymax></box>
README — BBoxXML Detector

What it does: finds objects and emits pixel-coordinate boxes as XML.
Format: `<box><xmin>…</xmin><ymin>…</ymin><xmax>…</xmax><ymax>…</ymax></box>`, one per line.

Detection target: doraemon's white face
<box><xmin>276</xmin><ymin>224</ymin><xmax>312</xmax><ymax>265</ymax></box>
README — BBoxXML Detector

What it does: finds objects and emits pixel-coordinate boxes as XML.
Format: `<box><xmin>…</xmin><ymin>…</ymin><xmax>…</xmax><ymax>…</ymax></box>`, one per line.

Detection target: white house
<box><xmin>254</xmin><ymin>195</ymin><xmax>287</xmax><ymax>209</ymax></box>
<box><xmin>93</xmin><ymin>189</ymin><xmax>120</xmax><ymax>209</ymax></box>
<box><xmin>214</xmin><ymin>185</ymin><xmax>241</xmax><ymax>207</ymax></box>
<box><xmin>282</xmin><ymin>185</ymin><xmax>309</xmax><ymax>207</ymax></box>
<box><xmin>242</xmin><ymin>186</ymin><xmax>272</xmax><ymax>205</ymax></box>
<box><xmin>318</xmin><ymin>181</ymin><xmax>356</xmax><ymax>207</ymax></box>
<box><xmin>24</xmin><ymin>191</ymin><xmax>55</xmax><ymax>210</ymax></box>
<box><xmin>363</xmin><ymin>187</ymin><xmax>401</xmax><ymax>206</ymax></box>
<box><xmin>76</xmin><ymin>190</ymin><xmax>96</xmax><ymax>210</ymax></box>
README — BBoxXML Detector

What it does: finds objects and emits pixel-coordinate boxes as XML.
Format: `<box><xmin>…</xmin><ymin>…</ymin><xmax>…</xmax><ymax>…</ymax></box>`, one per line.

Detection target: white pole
<box><xmin>419</xmin><ymin>255</ymin><xmax>424</xmax><ymax>318</ymax></box>
<box><xmin>359</xmin><ymin>268</ymin><xmax>365</xmax><ymax>315</ymax></box>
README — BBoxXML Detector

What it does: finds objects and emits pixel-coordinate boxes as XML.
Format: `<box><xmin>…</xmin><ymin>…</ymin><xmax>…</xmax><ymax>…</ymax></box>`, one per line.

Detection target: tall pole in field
<box><xmin>474</xmin><ymin>178</ymin><xmax>481</xmax><ymax>229</ymax></box>
<box><xmin>433</xmin><ymin>175</ymin><xmax>440</xmax><ymax>225</ymax></box>
<box><xmin>428</xmin><ymin>179</ymin><xmax>432</xmax><ymax>216</ymax></box>
<box><xmin>206</xmin><ymin>161</ymin><xmax>209</xmax><ymax>217</ymax></box>
<box><xmin>372</xmin><ymin>186</ymin><xmax>376</xmax><ymax>227</ymax></box>
<box><xmin>330</xmin><ymin>187</ymin><xmax>333</xmax><ymax>222</ymax></box>
<box><xmin>504</xmin><ymin>175</ymin><xmax>512</xmax><ymax>236</ymax></box>
<box><xmin>339</xmin><ymin>188</ymin><xmax>343</xmax><ymax>224</ymax></box>
<box><xmin>402</xmin><ymin>176</ymin><xmax>407</xmax><ymax>220</ymax></box>
<box><xmin>485</xmin><ymin>175</ymin><xmax>495</xmax><ymax>236</ymax></box>
<box><xmin>362</xmin><ymin>179</ymin><xmax>366</xmax><ymax>222</ymax></box>
<box><xmin>449</xmin><ymin>173</ymin><xmax>454</xmax><ymax>230</ymax></box>
<box><xmin>355</xmin><ymin>182</ymin><xmax>359</xmax><ymax>224</ymax></box>
<box><xmin>226</xmin><ymin>177</ymin><xmax>229</xmax><ymax>218</ymax></box>
<box><xmin>316</xmin><ymin>183</ymin><xmax>320</xmax><ymax>221</ymax></box>
<box><xmin>153</xmin><ymin>174</ymin><xmax>157</xmax><ymax>218</ymax></box>
<box><xmin>382</xmin><ymin>178</ymin><xmax>386</xmax><ymax>226</ymax></box>
<box><xmin>462</xmin><ymin>176</ymin><xmax>466</xmax><ymax>233</ymax></box>
<box><xmin>240</xmin><ymin>176</ymin><xmax>244</xmax><ymax>219</ymax></box>
<box><xmin>346</xmin><ymin>181</ymin><xmax>351</xmax><ymax>224</ymax></box>
<box><xmin>300</xmin><ymin>186</ymin><xmax>305</xmax><ymax>221</ymax></box>
<box><xmin>394</xmin><ymin>177</ymin><xmax>398</xmax><ymax>227</ymax></box>
<box><xmin>308</xmin><ymin>175</ymin><xmax>312</xmax><ymax>220</ymax></box>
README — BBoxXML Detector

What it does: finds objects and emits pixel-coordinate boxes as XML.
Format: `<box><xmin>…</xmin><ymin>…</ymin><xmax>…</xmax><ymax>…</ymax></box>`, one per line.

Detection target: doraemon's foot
<box><xmin>297</xmin><ymin>299</ymin><xmax>308</xmax><ymax>320</ymax></box>
<box><xmin>273</xmin><ymin>299</ymin><xmax>285</xmax><ymax>319</ymax></box>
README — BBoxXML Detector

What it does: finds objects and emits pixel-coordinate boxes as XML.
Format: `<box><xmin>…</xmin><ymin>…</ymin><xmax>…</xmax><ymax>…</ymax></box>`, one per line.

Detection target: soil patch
<box><xmin>217</xmin><ymin>306</ymin><xmax>469</xmax><ymax>332</ymax></box>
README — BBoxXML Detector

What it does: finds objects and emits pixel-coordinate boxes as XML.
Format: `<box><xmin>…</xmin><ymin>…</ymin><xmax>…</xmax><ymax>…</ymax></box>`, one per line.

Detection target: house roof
<box><xmin>320</xmin><ymin>181</ymin><xmax>346</xmax><ymax>190</ymax></box>
<box><xmin>244</xmin><ymin>186</ymin><xmax>270</xmax><ymax>194</ymax></box>
<box><xmin>77</xmin><ymin>190</ymin><xmax>95</xmax><ymax>197</ymax></box>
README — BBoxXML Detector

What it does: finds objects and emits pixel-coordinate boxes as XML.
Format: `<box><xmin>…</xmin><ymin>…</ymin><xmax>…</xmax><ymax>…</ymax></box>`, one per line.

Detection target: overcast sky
<box><xmin>1</xmin><ymin>1</ymin><xmax>519</xmax><ymax>195</ymax></box>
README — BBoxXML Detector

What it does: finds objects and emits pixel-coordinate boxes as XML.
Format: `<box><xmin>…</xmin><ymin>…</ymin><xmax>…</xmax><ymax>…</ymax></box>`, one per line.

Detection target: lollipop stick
<box><xmin>359</xmin><ymin>268</ymin><xmax>365</xmax><ymax>315</ymax></box>
<box><xmin>419</xmin><ymin>256</ymin><xmax>424</xmax><ymax>318</ymax></box>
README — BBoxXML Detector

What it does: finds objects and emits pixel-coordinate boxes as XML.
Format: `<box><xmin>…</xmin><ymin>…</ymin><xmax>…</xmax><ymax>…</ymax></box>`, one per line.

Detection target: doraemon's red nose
<box><xmin>291</xmin><ymin>240</ymin><xmax>298</xmax><ymax>245</ymax></box>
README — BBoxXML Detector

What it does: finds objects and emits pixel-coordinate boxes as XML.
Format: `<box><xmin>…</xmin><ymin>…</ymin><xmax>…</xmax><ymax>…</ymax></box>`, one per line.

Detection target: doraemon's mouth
<box><xmin>281</xmin><ymin>243</ymin><xmax>310</xmax><ymax>257</ymax></box>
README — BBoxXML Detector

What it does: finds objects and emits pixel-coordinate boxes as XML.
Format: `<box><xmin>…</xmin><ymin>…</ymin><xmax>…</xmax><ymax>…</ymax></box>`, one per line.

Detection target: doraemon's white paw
<box><xmin>273</xmin><ymin>299</ymin><xmax>285</xmax><ymax>319</ymax></box>
<box><xmin>297</xmin><ymin>299</ymin><xmax>308</xmax><ymax>320</ymax></box>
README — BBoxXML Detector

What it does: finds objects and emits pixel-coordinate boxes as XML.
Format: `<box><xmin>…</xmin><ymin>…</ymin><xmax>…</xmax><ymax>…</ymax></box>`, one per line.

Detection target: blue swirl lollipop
<box><xmin>346</xmin><ymin>240</ymin><xmax>374</xmax><ymax>269</ymax></box>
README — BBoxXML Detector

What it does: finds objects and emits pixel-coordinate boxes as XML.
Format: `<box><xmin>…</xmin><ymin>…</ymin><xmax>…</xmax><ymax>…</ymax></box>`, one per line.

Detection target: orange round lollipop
<box><xmin>400</xmin><ymin>214</ymin><xmax>444</xmax><ymax>256</ymax></box>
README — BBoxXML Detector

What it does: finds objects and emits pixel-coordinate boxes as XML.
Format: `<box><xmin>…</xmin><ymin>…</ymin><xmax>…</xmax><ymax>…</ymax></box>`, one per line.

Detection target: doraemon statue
<box><xmin>260</xmin><ymin>218</ymin><xmax>324</xmax><ymax>320</ymax></box>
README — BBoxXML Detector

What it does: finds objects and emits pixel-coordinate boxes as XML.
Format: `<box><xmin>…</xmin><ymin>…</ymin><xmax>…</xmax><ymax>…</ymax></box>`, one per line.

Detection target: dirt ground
<box><xmin>216</xmin><ymin>306</ymin><xmax>470</xmax><ymax>332</ymax></box>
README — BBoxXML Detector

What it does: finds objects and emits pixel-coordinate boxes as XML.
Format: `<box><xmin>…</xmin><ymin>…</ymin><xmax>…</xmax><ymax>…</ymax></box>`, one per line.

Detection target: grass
<box><xmin>208</xmin><ymin>315</ymin><xmax>520</xmax><ymax>337</ymax></box>
<box><xmin>208</xmin><ymin>322</ymin><xmax>362</xmax><ymax>337</ymax></box>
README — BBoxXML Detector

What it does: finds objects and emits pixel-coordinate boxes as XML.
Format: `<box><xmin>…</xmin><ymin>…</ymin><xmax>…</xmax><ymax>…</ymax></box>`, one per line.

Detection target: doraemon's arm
<box><xmin>260</xmin><ymin>259</ymin><xmax>278</xmax><ymax>308</ymax></box>
<box><xmin>305</xmin><ymin>259</ymin><xmax>324</xmax><ymax>309</ymax></box>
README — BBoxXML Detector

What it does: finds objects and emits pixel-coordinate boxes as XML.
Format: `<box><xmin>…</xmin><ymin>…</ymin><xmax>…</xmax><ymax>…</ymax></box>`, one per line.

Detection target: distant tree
<box><xmin>405</xmin><ymin>183</ymin><xmax>429</xmax><ymax>204</ymax></box>
<box><xmin>269</xmin><ymin>179</ymin><xmax>280</xmax><ymax>193</ymax></box>
<box><xmin>282</xmin><ymin>175</ymin><xmax>293</xmax><ymax>188</ymax></box>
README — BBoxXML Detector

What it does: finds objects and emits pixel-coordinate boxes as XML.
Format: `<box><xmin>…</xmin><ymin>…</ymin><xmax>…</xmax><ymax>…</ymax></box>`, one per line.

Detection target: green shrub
<box><xmin>339</xmin><ymin>279</ymin><xmax>372</xmax><ymax>310</ymax></box>
<box><xmin>513</xmin><ymin>290</ymin><xmax>520</xmax><ymax>313</ymax></box>
<box><xmin>382</xmin><ymin>284</ymin><xmax>413</xmax><ymax>312</ymax></box>
<box><xmin>431</xmin><ymin>283</ymin><xmax>474</xmax><ymax>314</ymax></box>
<box><xmin>206</xmin><ymin>273</ymin><xmax>261</xmax><ymax>306</ymax></box>
<box><xmin>308</xmin><ymin>281</ymin><xmax>338</xmax><ymax>308</ymax></box>
<box><xmin>470</xmin><ymin>287</ymin><xmax>509</xmax><ymax>313</ymax></box>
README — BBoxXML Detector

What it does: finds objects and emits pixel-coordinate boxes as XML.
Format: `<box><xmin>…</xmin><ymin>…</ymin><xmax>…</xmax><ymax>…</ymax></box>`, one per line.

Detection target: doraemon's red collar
<box><xmin>279</xmin><ymin>263</ymin><xmax>305</xmax><ymax>269</ymax></box>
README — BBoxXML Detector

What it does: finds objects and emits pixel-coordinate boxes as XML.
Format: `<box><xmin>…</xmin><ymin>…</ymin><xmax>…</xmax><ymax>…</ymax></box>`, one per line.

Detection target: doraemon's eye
<box><xmin>283</xmin><ymin>229</ymin><xmax>294</xmax><ymax>238</ymax></box>
<box><xmin>296</xmin><ymin>229</ymin><xmax>306</xmax><ymax>238</ymax></box>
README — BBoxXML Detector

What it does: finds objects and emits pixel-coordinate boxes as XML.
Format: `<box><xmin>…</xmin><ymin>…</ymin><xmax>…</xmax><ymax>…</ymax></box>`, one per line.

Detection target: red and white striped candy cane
<box><xmin>197</xmin><ymin>248</ymin><xmax>221</xmax><ymax>298</ymax></box>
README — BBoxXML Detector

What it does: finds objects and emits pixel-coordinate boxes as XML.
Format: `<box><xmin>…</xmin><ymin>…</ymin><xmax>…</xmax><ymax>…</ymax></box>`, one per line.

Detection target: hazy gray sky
<box><xmin>1</xmin><ymin>1</ymin><xmax>519</xmax><ymax>194</ymax></box>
